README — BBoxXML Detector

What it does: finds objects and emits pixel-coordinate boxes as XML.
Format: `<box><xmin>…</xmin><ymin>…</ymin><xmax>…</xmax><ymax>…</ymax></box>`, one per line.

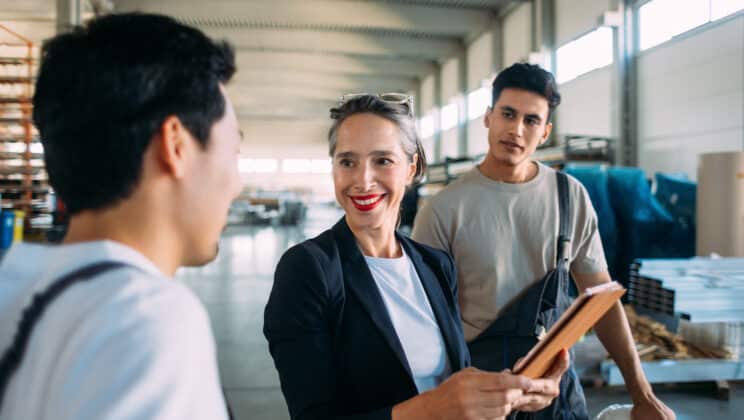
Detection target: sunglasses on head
<box><xmin>330</xmin><ymin>92</ymin><xmax>414</xmax><ymax>119</ymax></box>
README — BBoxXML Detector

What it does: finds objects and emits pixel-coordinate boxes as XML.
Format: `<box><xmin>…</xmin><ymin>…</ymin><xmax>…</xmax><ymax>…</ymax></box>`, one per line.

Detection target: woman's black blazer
<box><xmin>263</xmin><ymin>217</ymin><xmax>470</xmax><ymax>420</ymax></box>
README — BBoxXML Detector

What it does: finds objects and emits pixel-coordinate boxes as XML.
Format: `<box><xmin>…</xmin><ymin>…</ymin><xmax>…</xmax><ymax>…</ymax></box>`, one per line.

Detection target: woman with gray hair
<box><xmin>264</xmin><ymin>94</ymin><xmax>568</xmax><ymax>420</ymax></box>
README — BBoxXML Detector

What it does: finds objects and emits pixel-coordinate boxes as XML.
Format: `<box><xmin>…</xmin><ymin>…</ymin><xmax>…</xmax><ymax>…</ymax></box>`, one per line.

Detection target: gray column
<box><xmin>608</xmin><ymin>0</ymin><xmax>638</xmax><ymax>166</ymax></box>
<box><xmin>457</xmin><ymin>49</ymin><xmax>468</xmax><ymax>157</ymax></box>
<box><xmin>532</xmin><ymin>0</ymin><xmax>559</xmax><ymax>144</ymax></box>
<box><xmin>433</xmin><ymin>67</ymin><xmax>443</xmax><ymax>162</ymax></box>
<box><xmin>414</xmin><ymin>79</ymin><xmax>422</xmax><ymax>119</ymax></box>
<box><xmin>492</xmin><ymin>18</ymin><xmax>504</xmax><ymax>74</ymax></box>
<box><xmin>57</xmin><ymin>0</ymin><xmax>82</xmax><ymax>34</ymax></box>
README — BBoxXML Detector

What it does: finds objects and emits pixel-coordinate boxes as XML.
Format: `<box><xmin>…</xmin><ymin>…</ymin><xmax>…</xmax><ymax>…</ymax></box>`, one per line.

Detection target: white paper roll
<box><xmin>697</xmin><ymin>152</ymin><xmax>744</xmax><ymax>257</ymax></box>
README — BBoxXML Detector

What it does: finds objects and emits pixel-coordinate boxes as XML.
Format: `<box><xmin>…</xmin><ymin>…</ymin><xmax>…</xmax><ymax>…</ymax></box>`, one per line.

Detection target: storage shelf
<box><xmin>0</xmin><ymin>57</ymin><xmax>33</xmax><ymax>65</ymax></box>
<box><xmin>0</xmin><ymin>76</ymin><xmax>34</xmax><ymax>84</ymax></box>
<box><xmin>0</xmin><ymin>97</ymin><xmax>32</xmax><ymax>104</ymax></box>
<box><xmin>0</xmin><ymin>28</ymin><xmax>49</xmax><ymax>234</ymax></box>
<box><xmin>0</xmin><ymin>117</ymin><xmax>32</xmax><ymax>124</ymax></box>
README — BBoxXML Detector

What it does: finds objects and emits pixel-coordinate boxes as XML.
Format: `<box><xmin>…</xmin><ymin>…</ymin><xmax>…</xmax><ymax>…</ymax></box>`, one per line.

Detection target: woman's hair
<box><xmin>328</xmin><ymin>95</ymin><xmax>427</xmax><ymax>185</ymax></box>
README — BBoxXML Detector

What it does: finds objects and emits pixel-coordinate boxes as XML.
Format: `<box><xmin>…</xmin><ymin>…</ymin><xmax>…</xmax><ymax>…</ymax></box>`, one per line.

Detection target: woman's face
<box><xmin>332</xmin><ymin>113</ymin><xmax>417</xmax><ymax>233</ymax></box>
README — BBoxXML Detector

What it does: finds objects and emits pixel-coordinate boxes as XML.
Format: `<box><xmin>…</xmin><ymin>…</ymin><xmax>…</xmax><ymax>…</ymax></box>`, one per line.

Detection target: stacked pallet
<box><xmin>625</xmin><ymin>305</ymin><xmax>732</xmax><ymax>361</ymax></box>
<box><xmin>630</xmin><ymin>258</ymin><xmax>744</xmax><ymax>359</ymax></box>
<box><xmin>628</xmin><ymin>265</ymin><xmax>675</xmax><ymax>315</ymax></box>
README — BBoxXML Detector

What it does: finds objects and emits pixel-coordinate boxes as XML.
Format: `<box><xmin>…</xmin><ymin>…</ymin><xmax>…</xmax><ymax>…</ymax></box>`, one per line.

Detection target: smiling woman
<box><xmin>329</xmin><ymin>109</ymin><xmax>422</xmax><ymax>255</ymax></box>
<box><xmin>262</xmin><ymin>95</ymin><xmax>569</xmax><ymax>420</ymax></box>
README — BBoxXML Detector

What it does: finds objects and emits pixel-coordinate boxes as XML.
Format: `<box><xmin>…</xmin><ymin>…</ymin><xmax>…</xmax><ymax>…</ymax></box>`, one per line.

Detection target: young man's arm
<box><xmin>573</xmin><ymin>271</ymin><xmax>675</xmax><ymax>420</ymax></box>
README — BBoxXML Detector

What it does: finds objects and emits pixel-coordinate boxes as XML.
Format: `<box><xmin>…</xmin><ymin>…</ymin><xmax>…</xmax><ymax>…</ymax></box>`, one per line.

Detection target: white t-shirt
<box><xmin>364</xmin><ymin>247</ymin><xmax>452</xmax><ymax>393</ymax></box>
<box><xmin>413</xmin><ymin>162</ymin><xmax>608</xmax><ymax>341</ymax></box>
<box><xmin>0</xmin><ymin>240</ymin><xmax>228</xmax><ymax>420</ymax></box>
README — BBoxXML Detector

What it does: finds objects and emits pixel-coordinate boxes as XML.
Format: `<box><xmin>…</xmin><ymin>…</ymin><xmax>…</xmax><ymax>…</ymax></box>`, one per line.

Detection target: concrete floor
<box><xmin>178</xmin><ymin>207</ymin><xmax>743</xmax><ymax>420</ymax></box>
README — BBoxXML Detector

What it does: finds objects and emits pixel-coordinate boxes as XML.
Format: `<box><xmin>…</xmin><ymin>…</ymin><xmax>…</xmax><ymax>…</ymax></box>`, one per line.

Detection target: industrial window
<box><xmin>440</xmin><ymin>102</ymin><xmax>459</xmax><ymax>131</ymax></box>
<box><xmin>467</xmin><ymin>86</ymin><xmax>491</xmax><ymax>120</ymax></box>
<box><xmin>239</xmin><ymin>158</ymin><xmax>278</xmax><ymax>173</ymax></box>
<box><xmin>712</xmin><ymin>0</ymin><xmax>744</xmax><ymax>20</ymax></box>
<box><xmin>555</xmin><ymin>27</ymin><xmax>614</xmax><ymax>84</ymax></box>
<box><xmin>639</xmin><ymin>0</ymin><xmax>744</xmax><ymax>51</ymax></box>
<box><xmin>309</xmin><ymin>159</ymin><xmax>331</xmax><ymax>174</ymax></box>
<box><xmin>418</xmin><ymin>113</ymin><xmax>436</xmax><ymax>139</ymax></box>
<box><xmin>279</xmin><ymin>159</ymin><xmax>330</xmax><ymax>174</ymax></box>
<box><xmin>281</xmin><ymin>159</ymin><xmax>312</xmax><ymax>173</ymax></box>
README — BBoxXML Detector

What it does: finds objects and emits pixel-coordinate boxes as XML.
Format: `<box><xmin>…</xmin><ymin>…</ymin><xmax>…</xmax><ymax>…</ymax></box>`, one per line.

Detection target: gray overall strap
<box><xmin>0</xmin><ymin>261</ymin><xmax>129</xmax><ymax>410</ymax></box>
<box><xmin>556</xmin><ymin>171</ymin><xmax>571</xmax><ymax>268</ymax></box>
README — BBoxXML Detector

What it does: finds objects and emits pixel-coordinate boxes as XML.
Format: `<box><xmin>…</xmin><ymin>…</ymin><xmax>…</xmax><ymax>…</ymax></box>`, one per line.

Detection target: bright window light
<box><xmin>639</xmin><ymin>0</ymin><xmax>710</xmax><ymax>51</ymax></box>
<box><xmin>239</xmin><ymin>158</ymin><xmax>278</xmax><ymax>173</ymax></box>
<box><xmin>440</xmin><ymin>103</ymin><xmax>459</xmax><ymax>131</ymax></box>
<box><xmin>556</xmin><ymin>27</ymin><xmax>614</xmax><ymax>84</ymax></box>
<box><xmin>310</xmin><ymin>159</ymin><xmax>331</xmax><ymax>174</ymax></box>
<box><xmin>712</xmin><ymin>0</ymin><xmax>744</xmax><ymax>20</ymax></box>
<box><xmin>467</xmin><ymin>87</ymin><xmax>491</xmax><ymax>120</ymax></box>
<box><xmin>2</xmin><ymin>142</ymin><xmax>44</xmax><ymax>154</ymax></box>
<box><xmin>282</xmin><ymin>159</ymin><xmax>312</xmax><ymax>173</ymax></box>
<box><xmin>418</xmin><ymin>114</ymin><xmax>435</xmax><ymax>138</ymax></box>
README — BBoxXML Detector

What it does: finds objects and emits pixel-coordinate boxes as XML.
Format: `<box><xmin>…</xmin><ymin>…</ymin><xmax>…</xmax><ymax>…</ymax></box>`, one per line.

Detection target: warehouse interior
<box><xmin>1</xmin><ymin>0</ymin><xmax>744</xmax><ymax>419</ymax></box>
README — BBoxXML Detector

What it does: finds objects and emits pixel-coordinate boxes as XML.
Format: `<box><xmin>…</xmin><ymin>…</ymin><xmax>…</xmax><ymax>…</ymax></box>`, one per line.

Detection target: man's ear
<box><xmin>483</xmin><ymin>106</ymin><xmax>492</xmax><ymax>129</ymax></box>
<box><xmin>155</xmin><ymin>115</ymin><xmax>190</xmax><ymax>178</ymax></box>
<box><xmin>540</xmin><ymin>121</ymin><xmax>553</xmax><ymax>146</ymax></box>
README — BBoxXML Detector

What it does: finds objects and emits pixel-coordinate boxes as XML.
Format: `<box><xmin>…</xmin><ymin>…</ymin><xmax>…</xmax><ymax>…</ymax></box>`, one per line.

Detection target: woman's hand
<box><xmin>511</xmin><ymin>349</ymin><xmax>570</xmax><ymax>412</ymax></box>
<box><xmin>392</xmin><ymin>367</ymin><xmax>534</xmax><ymax>420</ymax></box>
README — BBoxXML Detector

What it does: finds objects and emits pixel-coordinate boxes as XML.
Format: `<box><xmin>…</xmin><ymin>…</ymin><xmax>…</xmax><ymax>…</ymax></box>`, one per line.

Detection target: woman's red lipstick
<box><xmin>350</xmin><ymin>194</ymin><xmax>384</xmax><ymax>211</ymax></box>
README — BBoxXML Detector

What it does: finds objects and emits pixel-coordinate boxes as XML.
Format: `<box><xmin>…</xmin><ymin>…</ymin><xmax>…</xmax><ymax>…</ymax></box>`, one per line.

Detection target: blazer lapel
<box><xmin>331</xmin><ymin>218</ymin><xmax>415</xmax><ymax>380</ymax></box>
<box><xmin>399</xmin><ymin>236</ymin><xmax>465</xmax><ymax>371</ymax></box>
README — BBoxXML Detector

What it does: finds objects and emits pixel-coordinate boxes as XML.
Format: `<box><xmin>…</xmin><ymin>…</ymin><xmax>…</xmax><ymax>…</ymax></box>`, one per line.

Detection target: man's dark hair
<box><xmin>33</xmin><ymin>13</ymin><xmax>236</xmax><ymax>215</ymax></box>
<box><xmin>491</xmin><ymin>62</ymin><xmax>561</xmax><ymax>120</ymax></box>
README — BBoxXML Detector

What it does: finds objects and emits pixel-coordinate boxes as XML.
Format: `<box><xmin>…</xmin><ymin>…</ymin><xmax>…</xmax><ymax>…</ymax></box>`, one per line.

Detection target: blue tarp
<box><xmin>564</xmin><ymin>165</ymin><xmax>619</xmax><ymax>278</ymax></box>
<box><xmin>654</xmin><ymin>173</ymin><xmax>696</xmax><ymax>258</ymax></box>
<box><xmin>564</xmin><ymin>166</ymin><xmax>696</xmax><ymax>284</ymax></box>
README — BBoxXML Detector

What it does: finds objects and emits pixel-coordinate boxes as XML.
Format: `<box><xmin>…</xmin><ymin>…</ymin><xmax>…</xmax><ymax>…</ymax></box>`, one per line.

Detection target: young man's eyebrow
<box><xmin>500</xmin><ymin>105</ymin><xmax>543</xmax><ymax>122</ymax></box>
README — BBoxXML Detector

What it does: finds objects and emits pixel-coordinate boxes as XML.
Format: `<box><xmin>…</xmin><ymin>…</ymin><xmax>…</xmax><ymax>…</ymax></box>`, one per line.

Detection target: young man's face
<box><xmin>180</xmin><ymin>88</ymin><xmax>243</xmax><ymax>266</ymax></box>
<box><xmin>483</xmin><ymin>87</ymin><xmax>553</xmax><ymax>169</ymax></box>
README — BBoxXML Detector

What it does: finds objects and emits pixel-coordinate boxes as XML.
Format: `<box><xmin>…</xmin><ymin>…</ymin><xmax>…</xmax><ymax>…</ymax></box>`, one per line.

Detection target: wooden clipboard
<box><xmin>512</xmin><ymin>281</ymin><xmax>626</xmax><ymax>379</ymax></box>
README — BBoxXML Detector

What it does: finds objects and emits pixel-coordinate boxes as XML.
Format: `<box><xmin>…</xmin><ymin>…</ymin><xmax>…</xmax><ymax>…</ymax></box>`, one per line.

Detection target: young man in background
<box><xmin>413</xmin><ymin>63</ymin><xmax>674</xmax><ymax>420</ymax></box>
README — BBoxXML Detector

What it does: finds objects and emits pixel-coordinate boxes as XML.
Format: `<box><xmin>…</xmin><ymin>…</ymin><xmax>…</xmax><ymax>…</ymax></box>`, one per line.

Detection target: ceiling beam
<box><xmin>233</xmin><ymin>51</ymin><xmax>432</xmax><ymax>78</ymax></box>
<box><xmin>113</xmin><ymin>0</ymin><xmax>493</xmax><ymax>38</ymax></box>
<box><xmin>0</xmin><ymin>1</ymin><xmax>55</xmax><ymax>21</ymax></box>
<box><xmin>228</xmin><ymin>85</ymin><xmax>346</xmax><ymax>105</ymax></box>
<box><xmin>200</xmin><ymin>27</ymin><xmax>461</xmax><ymax>61</ymax></box>
<box><xmin>229</xmin><ymin>70</ymin><xmax>417</xmax><ymax>94</ymax></box>
<box><xmin>233</xmin><ymin>99</ymin><xmax>336</xmax><ymax>120</ymax></box>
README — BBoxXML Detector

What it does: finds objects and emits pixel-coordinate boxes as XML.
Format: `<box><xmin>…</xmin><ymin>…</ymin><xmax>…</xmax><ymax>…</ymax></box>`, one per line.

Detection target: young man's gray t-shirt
<box><xmin>412</xmin><ymin>162</ymin><xmax>607</xmax><ymax>341</ymax></box>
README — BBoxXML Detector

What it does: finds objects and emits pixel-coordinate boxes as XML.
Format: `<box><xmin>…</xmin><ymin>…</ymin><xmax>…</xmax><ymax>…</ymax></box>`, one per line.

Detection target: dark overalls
<box><xmin>467</xmin><ymin>171</ymin><xmax>589</xmax><ymax>420</ymax></box>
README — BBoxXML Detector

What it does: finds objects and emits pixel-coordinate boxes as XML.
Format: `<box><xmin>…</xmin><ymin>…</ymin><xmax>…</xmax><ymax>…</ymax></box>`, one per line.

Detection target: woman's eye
<box><xmin>377</xmin><ymin>158</ymin><xmax>393</xmax><ymax>166</ymax></box>
<box><xmin>338</xmin><ymin>159</ymin><xmax>353</xmax><ymax>167</ymax></box>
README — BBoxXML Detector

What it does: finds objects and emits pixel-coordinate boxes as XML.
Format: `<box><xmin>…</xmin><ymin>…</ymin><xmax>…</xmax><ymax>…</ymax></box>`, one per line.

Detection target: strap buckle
<box><xmin>557</xmin><ymin>235</ymin><xmax>571</xmax><ymax>265</ymax></box>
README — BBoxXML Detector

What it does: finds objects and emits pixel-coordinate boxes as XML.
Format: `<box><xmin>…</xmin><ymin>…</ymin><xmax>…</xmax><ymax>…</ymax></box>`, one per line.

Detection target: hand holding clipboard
<box><xmin>513</xmin><ymin>281</ymin><xmax>626</xmax><ymax>379</ymax></box>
